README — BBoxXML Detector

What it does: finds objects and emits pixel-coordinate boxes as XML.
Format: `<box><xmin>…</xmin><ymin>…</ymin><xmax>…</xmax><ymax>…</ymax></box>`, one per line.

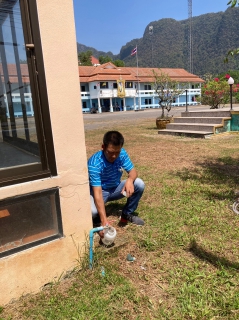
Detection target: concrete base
<box><xmin>158</xmin><ymin>129</ymin><xmax>212</xmax><ymax>138</ymax></box>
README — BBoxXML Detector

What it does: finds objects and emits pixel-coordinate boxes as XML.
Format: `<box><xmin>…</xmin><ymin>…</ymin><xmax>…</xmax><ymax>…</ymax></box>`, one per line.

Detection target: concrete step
<box><xmin>166</xmin><ymin>123</ymin><xmax>221</xmax><ymax>132</ymax></box>
<box><xmin>181</xmin><ymin>110</ymin><xmax>231</xmax><ymax>118</ymax></box>
<box><xmin>158</xmin><ymin>129</ymin><xmax>212</xmax><ymax>138</ymax></box>
<box><xmin>173</xmin><ymin>117</ymin><xmax>231</xmax><ymax>124</ymax></box>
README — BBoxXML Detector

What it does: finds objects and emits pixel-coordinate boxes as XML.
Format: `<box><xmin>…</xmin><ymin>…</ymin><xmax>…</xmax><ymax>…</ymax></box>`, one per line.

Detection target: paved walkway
<box><xmin>83</xmin><ymin>105</ymin><xmax>239</xmax><ymax>130</ymax></box>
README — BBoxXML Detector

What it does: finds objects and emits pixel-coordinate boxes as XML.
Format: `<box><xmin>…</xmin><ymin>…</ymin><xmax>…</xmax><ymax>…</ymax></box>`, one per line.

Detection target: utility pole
<box><xmin>149</xmin><ymin>25</ymin><xmax>153</xmax><ymax>68</ymax></box>
<box><xmin>188</xmin><ymin>0</ymin><xmax>193</xmax><ymax>73</ymax></box>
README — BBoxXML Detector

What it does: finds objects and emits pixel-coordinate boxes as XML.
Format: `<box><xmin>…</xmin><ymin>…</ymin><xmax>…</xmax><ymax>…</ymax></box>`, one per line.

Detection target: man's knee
<box><xmin>134</xmin><ymin>178</ymin><xmax>145</xmax><ymax>192</ymax></box>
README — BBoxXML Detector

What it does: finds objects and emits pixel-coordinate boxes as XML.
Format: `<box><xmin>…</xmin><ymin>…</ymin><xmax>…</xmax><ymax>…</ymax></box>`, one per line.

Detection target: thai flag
<box><xmin>131</xmin><ymin>47</ymin><xmax>137</xmax><ymax>56</ymax></box>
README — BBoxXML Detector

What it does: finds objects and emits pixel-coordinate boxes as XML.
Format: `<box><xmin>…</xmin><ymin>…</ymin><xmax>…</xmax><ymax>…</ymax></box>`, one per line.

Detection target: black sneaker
<box><xmin>120</xmin><ymin>213</ymin><xmax>144</xmax><ymax>226</ymax></box>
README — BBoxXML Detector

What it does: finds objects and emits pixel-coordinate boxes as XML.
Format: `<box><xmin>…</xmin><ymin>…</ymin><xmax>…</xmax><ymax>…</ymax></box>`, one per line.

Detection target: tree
<box><xmin>218</xmin><ymin>70</ymin><xmax>239</xmax><ymax>84</ymax></box>
<box><xmin>227</xmin><ymin>0</ymin><xmax>239</xmax><ymax>7</ymax></box>
<box><xmin>225</xmin><ymin>0</ymin><xmax>239</xmax><ymax>62</ymax></box>
<box><xmin>99</xmin><ymin>55</ymin><xmax>112</xmax><ymax>64</ymax></box>
<box><xmin>78</xmin><ymin>51</ymin><xmax>93</xmax><ymax>66</ymax></box>
<box><xmin>152</xmin><ymin>69</ymin><xmax>186</xmax><ymax>119</ymax></box>
<box><xmin>98</xmin><ymin>56</ymin><xmax>125</xmax><ymax>67</ymax></box>
<box><xmin>113</xmin><ymin>60</ymin><xmax>125</xmax><ymax>67</ymax></box>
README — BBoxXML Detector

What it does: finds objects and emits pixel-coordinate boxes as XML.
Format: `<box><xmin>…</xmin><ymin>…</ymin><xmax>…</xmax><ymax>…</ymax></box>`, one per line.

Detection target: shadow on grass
<box><xmin>175</xmin><ymin>156</ymin><xmax>239</xmax><ymax>200</ymax></box>
<box><xmin>145</xmin><ymin>127</ymin><xmax>158</xmax><ymax>130</ymax></box>
<box><xmin>189</xmin><ymin>239</ymin><xmax>239</xmax><ymax>270</ymax></box>
<box><xmin>105</xmin><ymin>202</ymin><xmax>125</xmax><ymax>217</ymax></box>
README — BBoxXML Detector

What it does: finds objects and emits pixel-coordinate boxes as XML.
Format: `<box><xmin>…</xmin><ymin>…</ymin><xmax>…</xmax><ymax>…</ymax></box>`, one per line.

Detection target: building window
<box><xmin>100</xmin><ymin>82</ymin><xmax>108</xmax><ymax>89</ymax></box>
<box><xmin>145</xmin><ymin>99</ymin><xmax>152</xmax><ymax>105</ymax></box>
<box><xmin>0</xmin><ymin>188</ymin><xmax>63</xmax><ymax>258</ymax></box>
<box><xmin>144</xmin><ymin>85</ymin><xmax>151</xmax><ymax>90</ymax></box>
<box><xmin>82</xmin><ymin>101</ymin><xmax>87</xmax><ymax>109</ymax></box>
<box><xmin>81</xmin><ymin>85</ymin><xmax>86</xmax><ymax>92</ymax></box>
<box><xmin>0</xmin><ymin>0</ymin><xmax>56</xmax><ymax>187</ymax></box>
<box><xmin>125</xmin><ymin>82</ymin><xmax>133</xmax><ymax>88</ymax></box>
<box><xmin>94</xmin><ymin>85</ymin><xmax>97</xmax><ymax>89</ymax></box>
<box><xmin>113</xmin><ymin>83</ymin><xmax>117</xmax><ymax>89</ymax></box>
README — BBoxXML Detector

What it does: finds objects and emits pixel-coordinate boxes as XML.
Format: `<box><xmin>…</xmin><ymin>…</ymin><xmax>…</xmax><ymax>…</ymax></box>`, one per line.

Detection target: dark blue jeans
<box><xmin>90</xmin><ymin>178</ymin><xmax>145</xmax><ymax>219</ymax></box>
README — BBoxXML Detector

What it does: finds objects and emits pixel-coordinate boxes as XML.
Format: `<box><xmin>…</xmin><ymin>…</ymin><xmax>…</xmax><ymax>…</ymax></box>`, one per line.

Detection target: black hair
<box><xmin>103</xmin><ymin>131</ymin><xmax>124</xmax><ymax>147</ymax></box>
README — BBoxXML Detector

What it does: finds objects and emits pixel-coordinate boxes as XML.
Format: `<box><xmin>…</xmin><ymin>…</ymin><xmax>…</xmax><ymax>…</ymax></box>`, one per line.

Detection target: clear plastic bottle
<box><xmin>101</xmin><ymin>266</ymin><xmax>105</xmax><ymax>277</ymax></box>
<box><xmin>101</xmin><ymin>226</ymin><xmax>117</xmax><ymax>246</ymax></box>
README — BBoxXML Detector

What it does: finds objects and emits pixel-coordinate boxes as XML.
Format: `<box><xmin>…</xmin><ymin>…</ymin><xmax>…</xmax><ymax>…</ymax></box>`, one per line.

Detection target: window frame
<box><xmin>144</xmin><ymin>84</ymin><xmax>151</xmax><ymax>91</ymax></box>
<box><xmin>100</xmin><ymin>82</ymin><xmax>108</xmax><ymax>89</ymax></box>
<box><xmin>82</xmin><ymin>101</ymin><xmax>87</xmax><ymax>108</ymax></box>
<box><xmin>0</xmin><ymin>187</ymin><xmax>63</xmax><ymax>259</ymax></box>
<box><xmin>145</xmin><ymin>98</ymin><xmax>152</xmax><ymax>105</ymax></box>
<box><xmin>0</xmin><ymin>0</ymin><xmax>57</xmax><ymax>188</ymax></box>
<box><xmin>125</xmin><ymin>82</ymin><xmax>133</xmax><ymax>89</ymax></box>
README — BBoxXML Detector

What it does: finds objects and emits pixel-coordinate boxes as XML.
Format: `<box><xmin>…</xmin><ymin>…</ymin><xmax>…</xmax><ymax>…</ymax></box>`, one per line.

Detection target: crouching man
<box><xmin>88</xmin><ymin>130</ymin><xmax>145</xmax><ymax>234</ymax></box>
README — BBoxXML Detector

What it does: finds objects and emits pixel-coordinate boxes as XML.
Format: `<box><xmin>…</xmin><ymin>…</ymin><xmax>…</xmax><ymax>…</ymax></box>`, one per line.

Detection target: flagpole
<box><xmin>136</xmin><ymin>46</ymin><xmax>141</xmax><ymax>110</ymax></box>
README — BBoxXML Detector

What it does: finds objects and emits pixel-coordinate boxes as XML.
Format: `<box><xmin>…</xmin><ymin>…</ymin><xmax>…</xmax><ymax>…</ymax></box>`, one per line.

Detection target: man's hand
<box><xmin>122</xmin><ymin>168</ymin><xmax>138</xmax><ymax>197</ymax></box>
<box><xmin>99</xmin><ymin>221</ymin><xmax>110</xmax><ymax>239</ymax></box>
<box><xmin>122</xmin><ymin>178</ymin><xmax>134</xmax><ymax>197</ymax></box>
<box><xmin>92</xmin><ymin>186</ymin><xmax>110</xmax><ymax>238</ymax></box>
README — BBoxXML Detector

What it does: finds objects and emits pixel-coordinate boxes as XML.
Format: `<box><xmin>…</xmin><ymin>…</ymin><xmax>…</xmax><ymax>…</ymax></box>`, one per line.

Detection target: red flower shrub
<box><xmin>201</xmin><ymin>77</ymin><xmax>230</xmax><ymax>108</ymax></box>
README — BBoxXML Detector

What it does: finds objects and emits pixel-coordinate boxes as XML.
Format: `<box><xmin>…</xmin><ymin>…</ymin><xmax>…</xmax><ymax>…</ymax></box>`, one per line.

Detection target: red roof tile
<box><xmin>91</xmin><ymin>56</ymin><xmax>99</xmax><ymax>65</ymax></box>
<box><xmin>79</xmin><ymin>63</ymin><xmax>204</xmax><ymax>84</ymax></box>
<box><xmin>0</xmin><ymin>64</ymin><xmax>30</xmax><ymax>83</ymax></box>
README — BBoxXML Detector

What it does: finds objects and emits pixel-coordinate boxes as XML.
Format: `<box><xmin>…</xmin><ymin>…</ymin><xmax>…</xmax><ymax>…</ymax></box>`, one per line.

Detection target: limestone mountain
<box><xmin>77</xmin><ymin>7</ymin><xmax>239</xmax><ymax>76</ymax></box>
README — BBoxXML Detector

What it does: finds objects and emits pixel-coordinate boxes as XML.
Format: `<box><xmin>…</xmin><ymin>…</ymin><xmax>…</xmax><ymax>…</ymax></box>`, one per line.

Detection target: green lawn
<box><xmin>2</xmin><ymin>119</ymin><xmax>239</xmax><ymax>320</ymax></box>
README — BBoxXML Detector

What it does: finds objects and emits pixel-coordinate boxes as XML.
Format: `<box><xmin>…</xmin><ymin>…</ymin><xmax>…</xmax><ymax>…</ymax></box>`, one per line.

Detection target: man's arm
<box><xmin>92</xmin><ymin>186</ymin><xmax>108</xmax><ymax>226</ymax></box>
<box><xmin>122</xmin><ymin>168</ymin><xmax>138</xmax><ymax>197</ymax></box>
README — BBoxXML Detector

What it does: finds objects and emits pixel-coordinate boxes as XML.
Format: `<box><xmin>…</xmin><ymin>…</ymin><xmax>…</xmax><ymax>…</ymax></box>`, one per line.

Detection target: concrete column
<box><xmin>134</xmin><ymin>97</ymin><xmax>136</xmax><ymax>110</ymax></box>
<box><xmin>97</xmin><ymin>97</ymin><xmax>102</xmax><ymax>113</ymax></box>
<box><xmin>110</xmin><ymin>97</ymin><xmax>113</xmax><ymax>112</ymax></box>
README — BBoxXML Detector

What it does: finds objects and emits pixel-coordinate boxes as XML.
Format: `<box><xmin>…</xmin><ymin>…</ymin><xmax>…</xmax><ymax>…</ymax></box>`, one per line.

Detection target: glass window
<box><xmin>100</xmin><ymin>82</ymin><xmax>108</xmax><ymax>89</ymax></box>
<box><xmin>0</xmin><ymin>0</ymin><xmax>56</xmax><ymax>187</ymax></box>
<box><xmin>125</xmin><ymin>82</ymin><xmax>133</xmax><ymax>88</ymax></box>
<box><xmin>82</xmin><ymin>101</ymin><xmax>87</xmax><ymax>108</ymax></box>
<box><xmin>0</xmin><ymin>188</ymin><xmax>63</xmax><ymax>258</ymax></box>
<box><xmin>144</xmin><ymin>84</ymin><xmax>151</xmax><ymax>90</ymax></box>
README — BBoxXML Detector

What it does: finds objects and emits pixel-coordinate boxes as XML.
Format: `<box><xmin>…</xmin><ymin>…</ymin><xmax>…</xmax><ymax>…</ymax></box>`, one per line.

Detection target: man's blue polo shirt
<box><xmin>88</xmin><ymin>148</ymin><xmax>134</xmax><ymax>190</ymax></box>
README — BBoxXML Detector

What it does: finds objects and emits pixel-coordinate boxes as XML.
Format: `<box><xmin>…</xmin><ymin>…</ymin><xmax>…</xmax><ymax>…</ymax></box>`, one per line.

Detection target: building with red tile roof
<box><xmin>1</xmin><ymin>62</ymin><xmax>203</xmax><ymax>117</ymax></box>
<box><xmin>79</xmin><ymin>62</ymin><xmax>204</xmax><ymax>113</ymax></box>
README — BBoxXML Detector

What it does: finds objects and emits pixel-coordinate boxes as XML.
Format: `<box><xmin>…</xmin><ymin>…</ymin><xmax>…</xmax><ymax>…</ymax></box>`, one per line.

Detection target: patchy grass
<box><xmin>2</xmin><ymin>119</ymin><xmax>239</xmax><ymax>320</ymax></box>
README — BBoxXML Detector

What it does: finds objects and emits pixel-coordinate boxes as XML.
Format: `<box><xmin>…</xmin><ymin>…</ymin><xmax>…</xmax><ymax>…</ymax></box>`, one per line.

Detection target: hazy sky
<box><xmin>73</xmin><ymin>0</ymin><xmax>229</xmax><ymax>54</ymax></box>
